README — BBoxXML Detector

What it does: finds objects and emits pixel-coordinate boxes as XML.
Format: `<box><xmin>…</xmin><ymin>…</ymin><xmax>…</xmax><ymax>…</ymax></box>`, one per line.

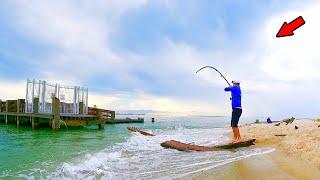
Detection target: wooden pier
<box><xmin>0</xmin><ymin>80</ymin><xmax>146</xmax><ymax>130</ymax></box>
<box><xmin>107</xmin><ymin>117</ymin><xmax>144</xmax><ymax>124</ymax></box>
<box><xmin>0</xmin><ymin>97</ymin><xmax>115</xmax><ymax>130</ymax></box>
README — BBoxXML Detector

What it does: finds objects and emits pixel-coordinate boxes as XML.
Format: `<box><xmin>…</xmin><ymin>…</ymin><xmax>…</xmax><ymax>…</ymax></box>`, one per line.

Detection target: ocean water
<box><xmin>0</xmin><ymin>116</ymin><xmax>274</xmax><ymax>179</ymax></box>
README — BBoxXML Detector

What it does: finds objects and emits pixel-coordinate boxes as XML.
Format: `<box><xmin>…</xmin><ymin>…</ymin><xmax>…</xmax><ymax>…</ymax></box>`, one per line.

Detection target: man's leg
<box><xmin>234</xmin><ymin>109</ymin><xmax>242</xmax><ymax>141</ymax></box>
<box><xmin>231</xmin><ymin>127</ymin><xmax>237</xmax><ymax>142</ymax></box>
<box><xmin>231</xmin><ymin>109</ymin><xmax>242</xmax><ymax>143</ymax></box>
<box><xmin>235</xmin><ymin>127</ymin><xmax>241</xmax><ymax>140</ymax></box>
<box><xmin>231</xmin><ymin>110</ymin><xmax>238</xmax><ymax>143</ymax></box>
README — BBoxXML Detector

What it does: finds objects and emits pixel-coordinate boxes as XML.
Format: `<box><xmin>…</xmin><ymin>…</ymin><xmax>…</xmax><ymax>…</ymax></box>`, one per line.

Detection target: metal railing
<box><xmin>25</xmin><ymin>79</ymin><xmax>88</xmax><ymax>114</ymax></box>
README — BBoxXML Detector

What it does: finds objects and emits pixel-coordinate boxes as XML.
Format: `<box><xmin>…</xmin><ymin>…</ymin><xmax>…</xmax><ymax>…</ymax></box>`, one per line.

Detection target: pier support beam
<box><xmin>110</xmin><ymin>111</ymin><xmax>115</xmax><ymax>123</ymax></box>
<box><xmin>52</xmin><ymin>97</ymin><xmax>61</xmax><ymax>131</ymax></box>
<box><xmin>17</xmin><ymin>116</ymin><xmax>19</xmax><ymax>127</ymax></box>
<box><xmin>32</xmin><ymin>118</ymin><xmax>36</xmax><ymax>130</ymax></box>
<box><xmin>95</xmin><ymin>108</ymin><xmax>105</xmax><ymax>129</ymax></box>
<box><xmin>5</xmin><ymin>115</ymin><xmax>7</xmax><ymax>125</ymax></box>
<box><xmin>32</xmin><ymin>98</ymin><xmax>39</xmax><ymax>130</ymax></box>
<box><xmin>98</xmin><ymin>123</ymin><xmax>104</xmax><ymax>129</ymax></box>
<box><xmin>31</xmin><ymin>117</ymin><xmax>40</xmax><ymax>130</ymax></box>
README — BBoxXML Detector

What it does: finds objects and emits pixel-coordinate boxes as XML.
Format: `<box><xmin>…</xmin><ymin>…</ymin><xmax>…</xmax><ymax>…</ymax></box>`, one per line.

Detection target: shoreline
<box><xmin>241</xmin><ymin>119</ymin><xmax>320</xmax><ymax>169</ymax></box>
<box><xmin>189</xmin><ymin>148</ymin><xmax>320</xmax><ymax>179</ymax></box>
<box><xmin>189</xmin><ymin>119</ymin><xmax>320</xmax><ymax>179</ymax></box>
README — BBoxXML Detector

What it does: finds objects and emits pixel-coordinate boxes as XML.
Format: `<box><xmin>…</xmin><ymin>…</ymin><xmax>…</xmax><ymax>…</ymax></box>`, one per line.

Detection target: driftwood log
<box><xmin>275</xmin><ymin>134</ymin><xmax>287</xmax><ymax>137</ymax></box>
<box><xmin>160</xmin><ymin>139</ymin><xmax>256</xmax><ymax>152</ymax></box>
<box><xmin>274</xmin><ymin>117</ymin><xmax>295</xmax><ymax>126</ymax></box>
<box><xmin>127</xmin><ymin>127</ymin><xmax>155</xmax><ymax>136</ymax></box>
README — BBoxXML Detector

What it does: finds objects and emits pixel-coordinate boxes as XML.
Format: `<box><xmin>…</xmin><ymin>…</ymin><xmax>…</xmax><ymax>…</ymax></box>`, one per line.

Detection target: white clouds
<box><xmin>0</xmin><ymin>80</ymin><xmax>25</xmax><ymax>100</ymax></box>
<box><xmin>2</xmin><ymin>1</ymin><xmax>320</xmax><ymax>117</ymax></box>
<box><xmin>9</xmin><ymin>0</ymin><xmax>147</xmax><ymax>82</ymax></box>
<box><xmin>259</xmin><ymin>3</ymin><xmax>320</xmax><ymax>81</ymax></box>
<box><xmin>89</xmin><ymin>91</ymin><xmax>225</xmax><ymax>115</ymax></box>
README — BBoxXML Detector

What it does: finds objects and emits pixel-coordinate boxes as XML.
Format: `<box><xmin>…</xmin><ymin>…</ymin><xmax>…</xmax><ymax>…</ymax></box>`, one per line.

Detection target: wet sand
<box><xmin>188</xmin><ymin>148</ymin><xmax>320</xmax><ymax>180</ymax></box>
<box><xmin>187</xmin><ymin>119</ymin><xmax>320</xmax><ymax>179</ymax></box>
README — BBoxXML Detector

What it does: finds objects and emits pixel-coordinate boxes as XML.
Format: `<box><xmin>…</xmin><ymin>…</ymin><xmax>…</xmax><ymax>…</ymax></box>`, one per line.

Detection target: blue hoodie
<box><xmin>224</xmin><ymin>85</ymin><xmax>242</xmax><ymax>109</ymax></box>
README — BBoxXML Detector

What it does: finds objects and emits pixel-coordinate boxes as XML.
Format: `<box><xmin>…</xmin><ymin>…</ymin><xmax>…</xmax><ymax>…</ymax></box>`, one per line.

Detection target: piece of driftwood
<box><xmin>127</xmin><ymin>127</ymin><xmax>155</xmax><ymax>136</ymax></box>
<box><xmin>275</xmin><ymin>134</ymin><xmax>287</xmax><ymax>136</ymax></box>
<box><xmin>274</xmin><ymin>117</ymin><xmax>295</xmax><ymax>126</ymax></box>
<box><xmin>160</xmin><ymin>139</ymin><xmax>256</xmax><ymax>152</ymax></box>
<box><xmin>283</xmin><ymin>117</ymin><xmax>295</xmax><ymax>125</ymax></box>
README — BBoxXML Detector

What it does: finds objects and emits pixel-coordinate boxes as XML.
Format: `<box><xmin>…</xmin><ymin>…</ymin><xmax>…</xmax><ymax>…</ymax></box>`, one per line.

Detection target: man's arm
<box><xmin>224</xmin><ymin>86</ymin><xmax>234</xmax><ymax>92</ymax></box>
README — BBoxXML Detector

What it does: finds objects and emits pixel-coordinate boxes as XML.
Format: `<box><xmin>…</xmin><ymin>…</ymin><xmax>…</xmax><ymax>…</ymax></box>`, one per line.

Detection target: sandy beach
<box><xmin>242</xmin><ymin>119</ymin><xmax>320</xmax><ymax>169</ymax></box>
<box><xmin>190</xmin><ymin>119</ymin><xmax>320</xmax><ymax>179</ymax></box>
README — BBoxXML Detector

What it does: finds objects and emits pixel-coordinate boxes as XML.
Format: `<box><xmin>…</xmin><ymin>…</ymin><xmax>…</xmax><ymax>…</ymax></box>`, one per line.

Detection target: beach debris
<box><xmin>295</xmin><ymin>125</ymin><xmax>299</xmax><ymax>130</ymax></box>
<box><xmin>161</xmin><ymin>139</ymin><xmax>256</xmax><ymax>152</ymax></box>
<box><xmin>283</xmin><ymin>117</ymin><xmax>295</xmax><ymax>125</ymax></box>
<box><xmin>275</xmin><ymin>134</ymin><xmax>287</xmax><ymax>136</ymax></box>
<box><xmin>318</xmin><ymin>125</ymin><xmax>320</xmax><ymax>128</ymax></box>
<box><xmin>127</xmin><ymin>127</ymin><xmax>155</xmax><ymax>136</ymax></box>
<box><xmin>274</xmin><ymin>117</ymin><xmax>295</xmax><ymax>126</ymax></box>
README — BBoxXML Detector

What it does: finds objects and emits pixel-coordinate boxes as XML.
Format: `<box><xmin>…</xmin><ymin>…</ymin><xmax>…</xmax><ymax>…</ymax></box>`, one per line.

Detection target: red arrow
<box><xmin>276</xmin><ymin>16</ymin><xmax>305</xmax><ymax>38</ymax></box>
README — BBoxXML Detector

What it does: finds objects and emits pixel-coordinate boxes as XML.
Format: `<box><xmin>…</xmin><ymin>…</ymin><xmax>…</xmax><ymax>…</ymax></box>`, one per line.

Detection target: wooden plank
<box><xmin>6</xmin><ymin>100</ymin><xmax>18</xmax><ymax>112</ymax></box>
<box><xmin>33</xmin><ymin>98</ymin><xmax>39</xmax><ymax>114</ymax></box>
<box><xmin>213</xmin><ymin>139</ymin><xmax>256</xmax><ymax>149</ymax></box>
<box><xmin>161</xmin><ymin>139</ymin><xmax>256</xmax><ymax>152</ymax></box>
<box><xmin>52</xmin><ymin>97</ymin><xmax>60</xmax><ymax>130</ymax></box>
<box><xmin>127</xmin><ymin>127</ymin><xmax>155</xmax><ymax>136</ymax></box>
<box><xmin>79</xmin><ymin>102</ymin><xmax>84</xmax><ymax>114</ymax></box>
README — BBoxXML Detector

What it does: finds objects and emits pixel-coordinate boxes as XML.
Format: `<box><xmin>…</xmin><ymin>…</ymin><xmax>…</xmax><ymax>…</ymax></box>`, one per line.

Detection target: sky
<box><xmin>0</xmin><ymin>0</ymin><xmax>319</xmax><ymax>118</ymax></box>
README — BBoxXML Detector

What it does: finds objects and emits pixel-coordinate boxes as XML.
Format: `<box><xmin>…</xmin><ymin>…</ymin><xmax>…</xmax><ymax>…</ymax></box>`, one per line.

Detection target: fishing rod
<box><xmin>196</xmin><ymin>66</ymin><xmax>231</xmax><ymax>86</ymax></box>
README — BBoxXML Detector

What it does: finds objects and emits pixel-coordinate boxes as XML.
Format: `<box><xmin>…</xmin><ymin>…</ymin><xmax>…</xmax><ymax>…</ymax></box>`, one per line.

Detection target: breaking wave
<box><xmin>48</xmin><ymin>127</ymin><xmax>275</xmax><ymax>179</ymax></box>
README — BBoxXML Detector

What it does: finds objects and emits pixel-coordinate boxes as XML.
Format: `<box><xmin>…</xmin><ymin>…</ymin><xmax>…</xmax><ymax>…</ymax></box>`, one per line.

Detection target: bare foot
<box><xmin>230</xmin><ymin>139</ymin><xmax>238</xmax><ymax>144</ymax></box>
<box><xmin>231</xmin><ymin>139</ymin><xmax>242</xmax><ymax>144</ymax></box>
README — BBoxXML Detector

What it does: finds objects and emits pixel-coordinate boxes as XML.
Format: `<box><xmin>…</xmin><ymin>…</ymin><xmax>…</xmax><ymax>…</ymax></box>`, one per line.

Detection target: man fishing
<box><xmin>224</xmin><ymin>80</ymin><xmax>242</xmax><ymax>143</ymax></box>
<box><xmin>196</xmin><ymin>66</ymin><xmax>244</xmax><ymax>144</ymax></box>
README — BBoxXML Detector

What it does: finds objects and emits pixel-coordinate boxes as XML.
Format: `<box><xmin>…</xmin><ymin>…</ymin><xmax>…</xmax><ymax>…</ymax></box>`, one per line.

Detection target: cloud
<box><xmin>258</xmin><ymin>3</ymin><xmax>320</xmax><ymax>81</ymax></box>
<box><xmin>7</xmin><ymin>0</ymin><xmax>148</xmax><ymax>82</ymax></box>
<box><xmin>0</xmin><ymin>80</ymin><xmax>25</xmax><ymax>100</ymax></box>
<box><xmin>2</xmin><ymin>1</ymin><xmax>320</xmax><ymax>118</ymax></box>
<box><xmin>89</xmin><ymin>91</ymin><xmax>225</xmax><ymax>115</ymax></box>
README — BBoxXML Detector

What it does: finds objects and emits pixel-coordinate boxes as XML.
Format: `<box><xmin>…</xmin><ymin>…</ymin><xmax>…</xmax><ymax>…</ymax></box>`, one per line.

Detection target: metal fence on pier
<box><xmin>25</xmin><ymin>79</ymin><xmax>88</xmax><ymax>114</ymax></box>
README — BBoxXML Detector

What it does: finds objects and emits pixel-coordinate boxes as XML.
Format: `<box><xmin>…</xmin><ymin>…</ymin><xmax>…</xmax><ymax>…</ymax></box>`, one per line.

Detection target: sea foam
<box><xmin>48</xmin><ymin>127</ymin><xmax>274</xmax><ymax>179</ymax></box>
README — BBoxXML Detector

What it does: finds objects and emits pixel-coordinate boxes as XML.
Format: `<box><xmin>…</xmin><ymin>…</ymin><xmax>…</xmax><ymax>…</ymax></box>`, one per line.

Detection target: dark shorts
<box><xmin>231</xmin><ymin>108</ymin><xmax>242</xmax><ymax>127</ymax></box>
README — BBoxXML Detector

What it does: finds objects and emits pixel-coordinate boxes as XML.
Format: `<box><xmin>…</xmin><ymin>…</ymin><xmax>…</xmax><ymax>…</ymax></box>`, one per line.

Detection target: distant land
<box><xmin>116</xmin><ymin>110</ymin><xmax>156</xmax><ymax>115</ymax></box>
<box><xmin>115</xmin><ymin>110</ymin><xmax>225</xmax><ymax>117</ymax></box>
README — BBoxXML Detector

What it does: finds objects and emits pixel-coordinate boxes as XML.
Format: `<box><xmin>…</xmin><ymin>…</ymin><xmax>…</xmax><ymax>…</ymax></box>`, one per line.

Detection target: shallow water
<box><xmin>0</xmin><ymin>116</ymin><xmax>274</xmax><ymax>179</ymax></box>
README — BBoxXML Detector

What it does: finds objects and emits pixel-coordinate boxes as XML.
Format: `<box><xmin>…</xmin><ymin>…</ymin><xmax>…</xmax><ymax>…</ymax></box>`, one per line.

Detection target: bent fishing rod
<box><xmin>196</xmin><ymin>66</ymin><xmax>231</xmax><ymax>86</ymax></box>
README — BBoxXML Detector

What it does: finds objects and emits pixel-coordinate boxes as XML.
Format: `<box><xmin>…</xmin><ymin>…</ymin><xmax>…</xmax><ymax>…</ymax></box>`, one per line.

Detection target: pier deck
<box><xmin>0</xmin><ymin>97</ymin><xmax>116</xmax><ymax>130</ymax></box>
